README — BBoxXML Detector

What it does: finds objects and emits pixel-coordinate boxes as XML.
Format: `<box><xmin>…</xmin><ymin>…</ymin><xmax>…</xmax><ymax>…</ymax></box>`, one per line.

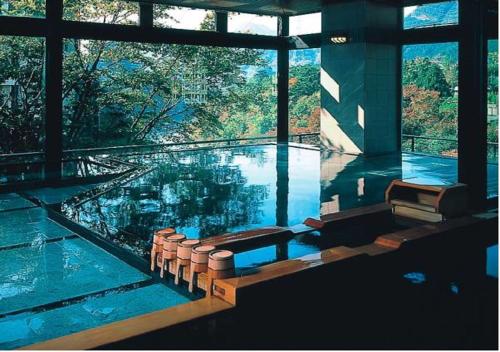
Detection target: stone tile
<box><xmin>0</xmin><ymin>238</ymin><xmax>148</xmax><ymax>315</ymax></box>
<box><xmin>0</xmin><ymin>194</ymin><xmax>35</xmax><ymax>212</ymax></box>
<box><xmin>0</xmin><ymin>283</ymin><xmax>190</xmax><ymax>349</ymax></box>
<box><xmin>0</xmin><ymin>208</ymin><xmax>73</xmax><ymax>248</ymax></box>
<box><xmin>25</xmin><ymin>184</ymin><xmax>100</xmax><ymax>205</ymax></box>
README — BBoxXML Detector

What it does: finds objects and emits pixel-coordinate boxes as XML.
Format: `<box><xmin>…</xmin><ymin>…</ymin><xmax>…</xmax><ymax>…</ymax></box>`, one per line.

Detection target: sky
<box><xmin>166</xmin><ymin>7</ymin><xmax>415</xmax><ymax>34</ymax></box>
<box><xmin>162</xmin><ymin>8</ymin><xmax>321</xmax><ymax>35</ymax></box>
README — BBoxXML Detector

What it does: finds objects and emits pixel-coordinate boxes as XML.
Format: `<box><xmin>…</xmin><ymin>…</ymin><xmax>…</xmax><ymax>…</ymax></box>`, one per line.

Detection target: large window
<box><xmin>63</xmin><ymin>0</ymin><xmax>138</xmax><ymax>25</ymax></box>
<box><xmin>289</xmin><ymin>12</ymin><xmax>321</xmax><ymax>36</ymax></box>
<box><xmin>0</xmin><ymin>35</ymin><xmax>45</xmax><ymax>154</ymax></box>
<box><xmin>0</xmin><ymin>0</ymin><xmax>45</xmax><ymax>17</ymax></box>
<box><xmin>228</xmin><ymin>12</ymin><xmax>277</xmax><ymax>36</ymax></box>
<box><xmin>153</xmin><ymin>5</ymin><xmax>214</xmax><ymax>31</ymax></box>
<box><xmin>288</xmin><ymin>49</ymin><xmax>320</xmax><ymax>144</ymax></box>
<box><xmin>402</xmin><ymin>42</ymin><xmax>459</xmax><ymax>160</ymax></box>
<box><xmin>487</xmin><ymin>39</ymin><xmax>498</xmax><ymax>198</ymax></box>
<box><xmin>404</xmin><ymin>1</ymin><xmax>458</xmax><ymax>30</ymax></box>
<box><xmin>62</xmin><ymin>39</ymin><xmax>277</xmax><ymax>149</ymax></box>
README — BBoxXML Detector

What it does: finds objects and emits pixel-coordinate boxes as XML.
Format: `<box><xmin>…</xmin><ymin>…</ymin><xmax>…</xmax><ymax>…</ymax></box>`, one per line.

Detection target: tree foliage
<box><xmin>403</xmin><ymin>57</ymin><xmax>452</xmax><ymax>97</ymax></box>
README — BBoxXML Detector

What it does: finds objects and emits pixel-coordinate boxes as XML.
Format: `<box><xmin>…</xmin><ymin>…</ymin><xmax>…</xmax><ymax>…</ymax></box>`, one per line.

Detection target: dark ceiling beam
<box><xmin>402</xmin><ymin>0</ymin><xmax>448</xmax><ymax>6</ymax></box>
<box><xmin>0</xmin><ymin>16</ymin><xmax>286</xmax><ymax>50</ymax></box>
<box><xmin>0</xmin><ymin>16</ymin><xmax>46</xmax><ymax>37</ymax></box>
<box><xmin>287</xmin><ymin>33</ymin><xmax>321</xmax><ymax>50</ymax></box>
<box><xmin>400</xmin><ymin>24</ymin><xmax>460</xmax><ymax>44</ymax></box>
<box><xmin>62</xmin><ymin>20</ymin><xmax>285</xmax><ymax>49</ymax></box>
<box><xmin>122</xmin><ymin>0</ymin><xmax>323</xmax><ymax>17</ymax></box>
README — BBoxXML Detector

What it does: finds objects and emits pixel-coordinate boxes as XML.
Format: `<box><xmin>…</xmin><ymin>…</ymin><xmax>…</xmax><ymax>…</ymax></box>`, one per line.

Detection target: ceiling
<box><xmin>131</xmin><ymin>0</ymin><xmax>324</xmax><ymax>16</ymax></box>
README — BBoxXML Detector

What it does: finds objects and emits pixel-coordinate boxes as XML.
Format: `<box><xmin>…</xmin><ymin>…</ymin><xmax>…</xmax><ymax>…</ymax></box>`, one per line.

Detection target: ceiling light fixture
<box><xmin>330</xmin><ymin>35</ymin><xmax>349</xmax><ymax>44</ymax></box>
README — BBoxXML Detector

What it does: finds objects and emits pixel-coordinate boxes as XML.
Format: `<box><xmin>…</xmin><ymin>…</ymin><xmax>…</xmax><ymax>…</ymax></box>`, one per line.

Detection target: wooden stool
<box><xmin>189</xmin><ymin>245</ymin><xmax>216</xmax><ymax>293</ymax></box>
<box><xmin>207</xmin><ymin>250</ymin><xmax>235</xmax><ymax>296</ymax></box>
<box><xmin>160</xmin><ymin>234</ymin><xmax>186</xmax><ymax>278</ymax></box>
<box><xmin>150</xmin><ymin>228</ymin><xmax>176</xmax><ymax>271</ymax></box>
<box><xmin>175</xmin><ymin>239</ymin><xmax>200</xmax><ymax>285</ymax></box>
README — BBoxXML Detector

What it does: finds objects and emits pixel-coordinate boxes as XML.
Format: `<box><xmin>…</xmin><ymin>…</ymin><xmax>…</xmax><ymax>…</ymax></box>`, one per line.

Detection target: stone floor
<box><xmin>0</xmin><ymin>193</ymin><xmax>192</xmax><ymax>349</ymax></box>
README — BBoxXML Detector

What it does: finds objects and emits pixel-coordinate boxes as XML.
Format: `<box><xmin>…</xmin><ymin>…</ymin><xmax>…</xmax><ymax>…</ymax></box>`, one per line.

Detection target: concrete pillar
<box><xmin>320</xmin><ymin>0</ymin><xmax>399</xmax><ymax>156</ymax></box>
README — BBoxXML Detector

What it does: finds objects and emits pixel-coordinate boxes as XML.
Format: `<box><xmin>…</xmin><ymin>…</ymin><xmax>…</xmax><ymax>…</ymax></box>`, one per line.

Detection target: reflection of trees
<box><xmin>76</xmin><ymin>148</ymin><xmax>270</xmax><ymax>258</ymax></box>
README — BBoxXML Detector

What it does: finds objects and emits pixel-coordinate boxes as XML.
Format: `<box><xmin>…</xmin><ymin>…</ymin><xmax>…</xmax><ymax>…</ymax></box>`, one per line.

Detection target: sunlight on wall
<box><xmin>320</xmin><ymin>108</ymin><xmax>362</xmax><ymax>154</ymax></box>
<box><xmin>320</xmin><ymin>68</ymin><xmax>340</xmax><ymax>103</ymax></box>
<box><xmin>357</xmin><ymin>105</ymin><xmax>365</xmax><ymax>129</ymax></box>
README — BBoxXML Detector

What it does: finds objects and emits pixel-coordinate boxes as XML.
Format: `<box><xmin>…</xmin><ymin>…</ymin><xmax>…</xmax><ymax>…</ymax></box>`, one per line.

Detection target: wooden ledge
<box><xmin>21</xmin><ymin>297</ymin><xmax>234</xmax><ymax>350</ymax></box>
<box><xmin>213</xmin><ymin>246</ymin><xmax>365</xmax><ymax>305</ymax></box>
<box><xmin>304</xmin><ymin>203</ymin><xmax>391</xmax><ymax>229</ymax></box>
<box><xmin>202</xmin><ymin>226</ymin><xmax>294</xmax><ymax>252</ymax></box>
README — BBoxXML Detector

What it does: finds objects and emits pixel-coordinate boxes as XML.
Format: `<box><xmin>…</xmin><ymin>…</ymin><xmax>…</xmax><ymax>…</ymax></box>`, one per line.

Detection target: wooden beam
<box><xmin>22</xmin><ymin>297</ymin><xmax>233</xmax><ymax>350</ymax></box>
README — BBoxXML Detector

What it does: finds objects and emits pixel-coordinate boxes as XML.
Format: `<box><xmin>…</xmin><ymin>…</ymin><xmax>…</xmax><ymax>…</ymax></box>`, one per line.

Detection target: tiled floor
<box><xmin>0</xmin><ymin>194</ymin><xmax>193</xmax><ymax>349</ymax></box>
<box><xmin>25</xmin><ymin>184</ymin><xmax>100</xmax><ymax>205</ymax></box>
<box><xmin>0</xmin><ymin>193</ymin><xmax>36</xmax><ymax>212</ymax></box>
<box><xmin>0</xmin><ymin>238</ymin><xmax>150</xmax><ymax>315</ymax></box>
<box><xmin>0</xmin><ymin>283</ymin><xmax>190</xmax><ymax>349</ymax></box>
<box><xmin>0</xmin><ymin>208</ymin><xmax>73</xmax><ymax>248</ymax></box>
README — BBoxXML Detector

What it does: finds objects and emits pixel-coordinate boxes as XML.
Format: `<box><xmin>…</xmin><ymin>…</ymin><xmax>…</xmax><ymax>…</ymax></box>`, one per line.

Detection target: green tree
<box><xmin>403</xmin><ymin>57</ymin><xmax>452</xmax><ymax>97</ymax></box>
<box><xmin>0</xmin><ymin>0</ymin><xmax>269</xmax><ymax>153</ymax></box>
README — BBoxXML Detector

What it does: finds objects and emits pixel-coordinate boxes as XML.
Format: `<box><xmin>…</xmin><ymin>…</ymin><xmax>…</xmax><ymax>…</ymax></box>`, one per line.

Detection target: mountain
<box><xmin>403</xmin><ymin>1</ymin><xmax>458</xmax><ymax>61</ymax></box>
<box><xmin>404</xmin><ymin>1</ymin><xmax>458</xmax><ymax>30</ymax></box>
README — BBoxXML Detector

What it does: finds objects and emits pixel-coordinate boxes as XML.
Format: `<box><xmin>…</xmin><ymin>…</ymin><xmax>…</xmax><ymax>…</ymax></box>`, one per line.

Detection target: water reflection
<box><xmin>71</xmin><ymin>146</ymin><xmax>313</xmax><ymax>257</ymax></box>
<box><xmin>67</xmin><ymin>146</ymin><xmax>464</xmax><ymax>259</ymax></box>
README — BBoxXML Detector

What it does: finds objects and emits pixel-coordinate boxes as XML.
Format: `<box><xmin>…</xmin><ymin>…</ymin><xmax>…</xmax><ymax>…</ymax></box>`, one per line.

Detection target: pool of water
<box><xmin>0</xmin><ymin>157</ymin><xmax>128</xmax><ymax>185</ymax></box>
<box><xmin>64</xmin><ymin>145</ymin><xmax>322</xmax><ymax>258</ymax></box>
<box><xmin>61</xmin><ymin>144</ymin><xmax>486</xmax><ymax>260</ymax></box>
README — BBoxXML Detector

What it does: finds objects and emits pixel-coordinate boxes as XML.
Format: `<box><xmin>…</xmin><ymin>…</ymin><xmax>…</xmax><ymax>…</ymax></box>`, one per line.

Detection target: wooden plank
<box><xmin>21</xmin><ymin>297</ymin><xmax>234</xmax><ymax>350</ymax></box>
<box><xmin>304</xmin><ymin>203</ymin><xmax>391</xmax><ymax>229</ymax></box>
<box><xmin>213</xmin><ymin>246</ymin><xmax>365</xmax><ymax>304</ymax></box>
<box><xmin>201</xmin><ymin>227</ymin><xmax>294</xmax><ymax>253</ymax></box>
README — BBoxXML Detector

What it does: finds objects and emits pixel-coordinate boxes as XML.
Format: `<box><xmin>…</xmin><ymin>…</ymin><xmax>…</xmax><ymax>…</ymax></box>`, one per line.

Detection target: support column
<box><xmin>215</xmin><ymin>11</ymin><xmax>228</xmax><ymax>33</ymax></box>
<box><xmin>139</xmin><ymin>3</ymin><xmax>153</xmax><ymax>28</ymax></box>
<box><xmin>277</xmin><ymin>16</ymin><xmax>289</xmax><ymax>143</ymax></box>
<box><xmin>45</xmin><ymin>0</ymin><xmax>63</xmax><ymax>182</ymax></box>
<box><xmin>458</xmin><ymin>0</ymin><xmax>488</xmax><ymax>209</ymax></box>
<box><xmin>320</xmin><ymin>0</ymin><xmax>399</xmax><ymax>156</ymax></box>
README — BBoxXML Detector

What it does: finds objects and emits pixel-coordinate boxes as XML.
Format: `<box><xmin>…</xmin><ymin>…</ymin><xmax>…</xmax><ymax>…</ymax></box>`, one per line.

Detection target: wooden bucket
<box><xmin>191</xmin><ymin>245</ymin><xmax>216</xmax><ymax>265</ymax></box>
<box><xmin>162</xmin><ymin>234</ymin><xmax>186</xmax><ymax>261</ymax></box>
<box><xmin>208</xmin><ymin>250</ymin><xmax>235</xmax><ymax>271</ymax></box>
<box><xmin>153</xmin><ymin>228</ymin><xmax>176</xmax><ymax>252</ymax></box>
<box><xmin>177</xmin><ymin>239</ymin><xmax>201</xmax><ymax>260</ymax></box>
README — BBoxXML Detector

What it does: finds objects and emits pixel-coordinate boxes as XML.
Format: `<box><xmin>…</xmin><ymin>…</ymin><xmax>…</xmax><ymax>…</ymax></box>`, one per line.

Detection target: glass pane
<box><xmin>289</xmin><ymin>12</ymin><xmax>321</xmax><ymax>36</ymax></box>
<box><xmin>62</xmin><ymin>40</ymin><xmax>277</xmax><ymax>150</ymax></box>
<box><xmin>0</xmin><ymin>36</ymin><xmax>45</xmax><ymax>154</ymax></box>
<box><xmin>288</xmin><ymin>49</ymin><xmax>320</xmax><ymax>145</ymax></box>
<box><xmin>404</xmin><ymin>1</ymin><xmax>458</xmax><ymax>30</ymax></box>
<box><xmin>154</xmin><ymin>5</ymin><xmax>214</xmax><ymax>31</ymax></box>
<box><xmin>402</xmin><ymin>42</ymin><xmax>459</xmax><ymax>182</ymax></box>
<box><xmin>228</xmin><ymin>12</ymin><xmax>277</xmax><ymax>36</ymax></box>
<box><xmin>0</xmin><ymin>0</ymin><xmax>45</xmax><ymax>17</ymax></box>
<box><xmin>487</xmin><ymin>39</ymin><xmax>498</xmax><ymax>198</ymax></box>
<box><xmin>63</xmin><ymin>0</ymin><xmax>138</xmax><ymax>25</ymax></box>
